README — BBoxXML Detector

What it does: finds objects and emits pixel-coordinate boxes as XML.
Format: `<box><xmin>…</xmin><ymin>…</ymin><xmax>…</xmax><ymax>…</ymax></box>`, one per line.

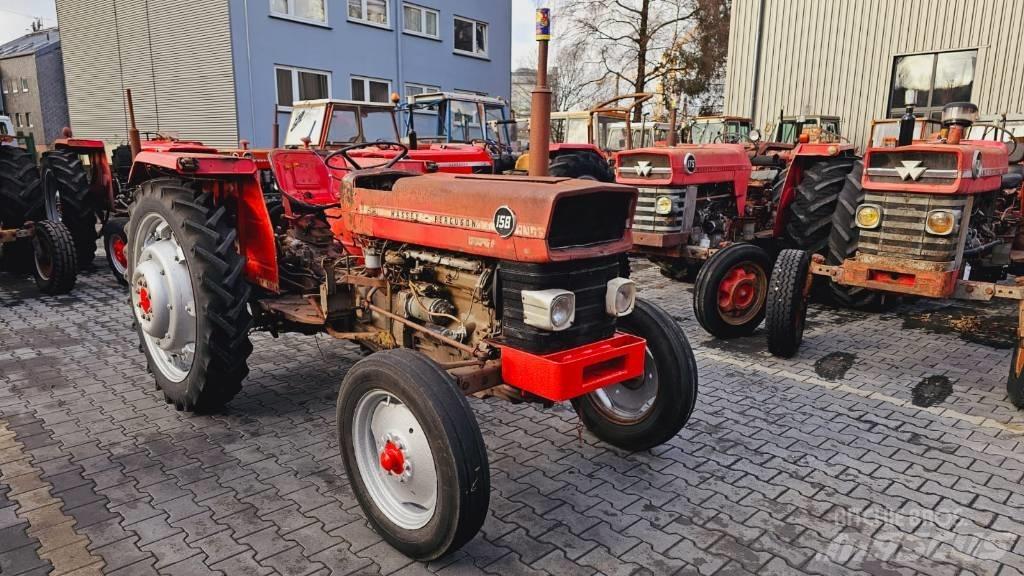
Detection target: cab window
<box><xmin>326</xmin><ymin>109</ymin><xmax>360</xmax><ymax>144</ymax></box>
<box><xmin>451</xmin><ymin>100</ymin><xmax>483</xmax><ymax>142</ymax></box>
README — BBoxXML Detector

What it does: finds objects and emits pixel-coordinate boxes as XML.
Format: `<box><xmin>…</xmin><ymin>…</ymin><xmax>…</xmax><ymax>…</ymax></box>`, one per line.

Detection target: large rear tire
<box><xmin>337</xmin><ymin>349</ymin><xmax>489</xmax><ymax>560</ymax></box>
<box><xmin>693</xmin><ymin>243</ymin><xmax>770</xmax><ymax>338</ymax></box>
<box><xmin>40</xmin><ymin>149</ymin><xmax>98</xmax><ymax>266</ymax></box>
<box><xmin>549</xmin><ymin>151</ymin><xmax>615</xmax><ymax>182</ymax></box>
<box><xmin>766</xmin><ymin>249</ymin><xmax>811</xmax><ymax>358</ymax></box>
<box><xmin>0</xmin><ymin>146</ymin><xmax>43</xmax><ymax>271</ymax></box>
<box><xmin>825</xmin><ymin>160</ymin><xmax>898</xmax><ymax>310</ymax></box>
<box><xmin>571</xmin><ymin>299</ymin><xmax>698</xmax><ymax>451</ymax></box>
<box><xmin>783</xmin><ymin>155</ymin><xmax>856</xmax><ymax>253</ymax></box>
<box><xmin>127</xmin><ymin>178</ymin><xmax>253</xmax><ymax>412</ymax></box>
<box><xmin>31</xmin><ymin>220</ymin><xmax>77</xmax><ymax>295</ymax></box>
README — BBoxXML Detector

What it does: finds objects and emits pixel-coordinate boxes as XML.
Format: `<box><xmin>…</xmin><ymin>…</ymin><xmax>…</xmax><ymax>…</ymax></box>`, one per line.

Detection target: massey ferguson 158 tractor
<box><xmin>0</xmin><ymin>130</ymin><xmax>78</xmax><ymax>294</ymax></box>
<box><xmin>121</xmin><ymin>31</ymin><xmax>698</xmax><ymax>559</ymax></box>
<box><xmin>764</xmin><ymin>103</ymin><xmax>1024</xmax><ymax>407</ymax></box>
<box><xmin>616</xmin><ymin>139</ymin><xmax>858</xmax><ymax>338</ymax></box>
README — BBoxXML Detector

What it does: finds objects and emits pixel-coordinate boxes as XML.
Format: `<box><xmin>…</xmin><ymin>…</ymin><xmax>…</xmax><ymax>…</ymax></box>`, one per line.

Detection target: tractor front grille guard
<box><xmin>856</xmin><ymin>192</ymin><xmax>969</xmax><ymax>263</ymax></box>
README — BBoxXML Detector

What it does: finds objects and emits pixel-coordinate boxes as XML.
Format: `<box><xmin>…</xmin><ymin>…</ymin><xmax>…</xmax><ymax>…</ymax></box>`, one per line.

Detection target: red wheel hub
<box><xmin>379</xmin><ymin>441</ymin><xmax>405</xmax><ymax>475</ymax></box>
<box><xmin>112</xmin><ymin>236</ymin><xmax>127</xmax><ymax>267</ymax></box>
<box><xmin>138</xmin><ymin>287</ymin><xmax>153</xmax><ymax>315</ymax></box>
<box><xmin>718</xmin><ymin>265</ymin><xmax>759</xmax><ymax>313</ymax></box>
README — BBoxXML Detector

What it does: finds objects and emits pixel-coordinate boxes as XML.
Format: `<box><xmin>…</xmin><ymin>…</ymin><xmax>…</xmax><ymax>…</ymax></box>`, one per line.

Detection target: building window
<box><xmin>888</xmin><ymin>49</ymin><xmax>977</xmax><ymax>118</ymax></box>
<box><xmin>406</xmin><ymin>82</ymin><xmax>440</xmax><ymax>98</ymax></box>
<box><xmin>275</xmin><ymin>65</ymin><xmax>331</xmax><ymax>110</ymax></box>
<box><xmin>24</xmin><ymin>112</ymin><xmax>31</xmax><ymax>127</ymax></box>
<box><xmin>21</xmin><ymin>78</ymin><xmax>28</xmax><ymax>92</ymax></box>
<box><xmin>14</xmin><ymin>113</ymin><xmax>22</xmax><ymax>128</ymax></box>
<box><xmin>453</xmin><ymin>16</ymin><xmax>487</xmax><ymax>58</ymax></box>
<box><xmin>349</xmin><ymin>0</ymin><xmax>389</xmax><ymax>27</ymax></box>
<box><xmin>270</xmin><ymin>0</ymin><xmax>327</xmax><ymax>24</ymax></box>
<box><xmin>1</xmin><ymin>80</ymin><xmax>7</xmax><ymax>94</ymax></box>
<box><xmin>403</xmin><ymin>3</ymin><xmax>438</xmax><ymax>38</ymax></box>
<box><xmin>351</xmin><ymin>76</ymin><xmax>392</xmax><ymax>103</ymax></box>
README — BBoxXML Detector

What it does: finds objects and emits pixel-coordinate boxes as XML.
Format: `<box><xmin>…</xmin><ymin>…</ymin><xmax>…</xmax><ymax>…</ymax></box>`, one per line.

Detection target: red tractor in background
<box><xmin>616</xmin><ymin>139</ymin><xmax>859</xmax><ymax>338</ymax></box>
<box><xmin>765</xmin><ymin>103</ymin><xmax>1024</xmax><ymax>408</ymax></box>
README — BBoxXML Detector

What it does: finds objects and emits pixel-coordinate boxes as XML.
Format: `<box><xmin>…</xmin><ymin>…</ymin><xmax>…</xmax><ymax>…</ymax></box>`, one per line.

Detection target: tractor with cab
<box><xmin>764</xmin><ymin>102</ymin><xmax>1024</xmax><ymax>408</ymax></box>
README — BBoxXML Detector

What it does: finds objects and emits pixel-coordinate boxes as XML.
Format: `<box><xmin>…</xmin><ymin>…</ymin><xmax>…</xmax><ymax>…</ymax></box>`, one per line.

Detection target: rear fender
<box><xmin>772</xmin><ymin>143</ymin><xmax>854</xmax><ymax>235</ymax></box>
<box><xmin>53</xmin><ymin>138</ymin><xmax>115</xmax><ymax>212</ymax></box>
<box><xmin>130</xmin><ymin>152</ymin><xmax>279</xmax><ymax>292</ymax></box>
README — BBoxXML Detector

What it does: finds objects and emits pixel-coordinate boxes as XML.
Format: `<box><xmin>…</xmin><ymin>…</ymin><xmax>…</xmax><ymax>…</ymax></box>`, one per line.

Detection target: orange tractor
<box><xmin>765</xmin><ymin>102</ymin><xmax>1024</xmax><ymax>408</ymax></box>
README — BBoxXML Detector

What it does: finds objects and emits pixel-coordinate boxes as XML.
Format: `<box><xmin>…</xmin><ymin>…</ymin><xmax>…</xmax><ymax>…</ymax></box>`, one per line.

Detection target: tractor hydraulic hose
<box><xmin>963</xmin><ymin>240</ymin><xmax>1002</xmax><ymax>258</ymax></box>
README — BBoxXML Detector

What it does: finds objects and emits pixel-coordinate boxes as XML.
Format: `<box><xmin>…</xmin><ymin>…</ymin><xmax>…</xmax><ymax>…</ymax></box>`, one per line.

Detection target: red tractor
<box><xmin>616</xmin><ymin>140</ymin><xmax>858</xmax><ymax>337</ymax></box>
<box><xmin>121</xmin><ymin>117</ymin><xmax>697</xmax><ymax>559</ymax></box>
<box><xmin>765</xmin><ymin>102</ymin><xmax>1024</xmax><ymax>408</ymax></box>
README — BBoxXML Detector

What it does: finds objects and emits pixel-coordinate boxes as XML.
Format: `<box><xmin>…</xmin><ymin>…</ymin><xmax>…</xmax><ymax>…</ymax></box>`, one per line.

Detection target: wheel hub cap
<box><xmin>379</xmin><ymin>440</ymin><xmax>407</xmax><ymax>476</ymax></box>
<box><xmin>718</xmin><ymin>266</ymin><xmax>758</xmax><ymax>312</ymax></box>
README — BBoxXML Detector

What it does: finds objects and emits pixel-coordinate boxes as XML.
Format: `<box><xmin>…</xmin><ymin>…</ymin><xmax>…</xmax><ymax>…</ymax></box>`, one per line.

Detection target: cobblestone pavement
<box><xmin>2</xmin><ymin>254</ymin><xmax>1024</xmax><ymax>576</ymax></box>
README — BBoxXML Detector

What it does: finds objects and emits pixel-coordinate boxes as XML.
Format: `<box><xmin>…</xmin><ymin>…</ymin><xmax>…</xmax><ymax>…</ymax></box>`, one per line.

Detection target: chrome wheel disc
<box><xmin>352</xmin><ymin>389</ymin><xmax>437</xmax><ymax>530</ymax></box>
<box><xmin>591</xmin><ymin>347</ymin><xmax>658</xmax><ymax>423</ymax></box>
<box><xmin>130</xmin><ymin>213</ymin><xmax>196</xmax><ymax>382</ymax></box>
<box><xmin>108</xmin><ymin>233</ymin><xmax>128</xmax><ymax>276</ymax></box>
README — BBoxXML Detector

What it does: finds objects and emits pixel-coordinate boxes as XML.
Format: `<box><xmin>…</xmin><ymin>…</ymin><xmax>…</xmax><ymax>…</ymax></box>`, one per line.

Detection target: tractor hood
<box><xmin>339</xmin><ymin>173</ymin><xmax>637</xmax><ymax>262</ymax></box>
<box><xmin>615</xmin><ymin>144</ymin><xmax>751</xmax><ymax>186</ymax></box>
<box><xmin>863</xmin><ymin>141</ymin><xmax>1008</xmax><ymax>195</ymax></box>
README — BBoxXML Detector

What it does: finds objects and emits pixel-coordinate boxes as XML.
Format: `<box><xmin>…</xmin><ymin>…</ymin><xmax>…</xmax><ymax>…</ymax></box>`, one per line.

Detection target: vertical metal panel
<box><xmin>724</xmin><ymin>0</ymin><xmax>1024</xmax><ymax>149</ymax></box>
<box><xmin>56</xmin><ymin>0</ymin><xmax>237</xmax><ymax>147</ymax></box>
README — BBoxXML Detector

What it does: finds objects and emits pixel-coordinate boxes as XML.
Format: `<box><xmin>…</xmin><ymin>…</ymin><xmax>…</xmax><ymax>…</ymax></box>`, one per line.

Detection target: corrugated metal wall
<box><xmin>724</xmin><ymin>0</ymin><xmax>1024</xmax><ymax>149</ymax></box>
<box><xmin>56</xmin><ymin>0</ymin><xmax>238</xmax><ymax>147</ymax></box>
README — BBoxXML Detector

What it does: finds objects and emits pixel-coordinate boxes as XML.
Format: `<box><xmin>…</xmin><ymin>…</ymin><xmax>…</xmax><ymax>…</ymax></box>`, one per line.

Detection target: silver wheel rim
<box><xmin>130</xmin><ymin>212</ymin><xmax>197</xmax><ymax>382</ymax></box>
<box><xmin>591</xmin><ymin>347</ymin><xmax>658</xmax><ymax>423</ymax></box>
<box><xmin>352</xmin><ymin>389</ymin><xmax>437</xmax><ymax>530</ymax></box>
<box><xmin>108</xmin><ymin>232</ymin><xmax>128</xmax><ymax>276</ymax></box>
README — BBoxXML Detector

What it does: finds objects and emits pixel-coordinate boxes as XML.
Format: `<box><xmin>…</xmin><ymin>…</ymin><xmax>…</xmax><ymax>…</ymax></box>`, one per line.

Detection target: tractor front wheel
<box><xmin>127</xmin><ymin>178</ymin><xmax>253</xmax><ymax>412</ymax></box>
<box><xmin>102</xmin><ymin>217</ymin><xmax>129</xmax><ymax>286</ymax></box>
<box><xmin>337</xmin><ymin>349</ymin><xmax>489</xmax><ymax>560</ymax></box>
<box><xmin>766</xmin><ymin>249</ymin><xmax>811</xmax><ymax>358</ymax></box>
<box><xmin>571</xmin><ymin>299</ymin><xmax>698</xmax><ymax>451</ymax></box>
<box><xmin>693</xmin><ymin>243</ymin><xmax>770</xmax><ymax>338</ymax></box>
<box><xmin>31</xmin><ymin>220</ymin><xmax>78</xmax><ymax>295</ymax></box>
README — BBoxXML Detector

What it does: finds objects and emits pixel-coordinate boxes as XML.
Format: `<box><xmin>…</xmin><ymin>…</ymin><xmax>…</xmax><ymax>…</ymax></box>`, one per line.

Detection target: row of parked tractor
<box><xmin>2</xmin><ymin>79</ymin><xmax>1024</xmax><ymax>562</ymax></box>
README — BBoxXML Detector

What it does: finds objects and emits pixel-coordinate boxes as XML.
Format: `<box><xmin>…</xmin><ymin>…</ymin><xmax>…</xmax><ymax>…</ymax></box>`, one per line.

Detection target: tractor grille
<box><xmin>857</xmin><ymin>192</ymin><xmax>968</xmax><ymax>262</ymax></box>
<box><xmin>632</xmin><ymin>186</ymin><xmax>687</xmax><ymax>233</ymax></box>
<box><xmin>499</xmin><ymin>255</ymin><xmax>620</xmax><ymax>353</ymax></box>
<box><xmin>865</xmin><ymin>151</ymin><xmax>959</xmax><ymax>186</ymax></box>
<box><xmin>617</xmin><ymin>153</ymin><xmax>672</xmax><ymax>180</ymax></box>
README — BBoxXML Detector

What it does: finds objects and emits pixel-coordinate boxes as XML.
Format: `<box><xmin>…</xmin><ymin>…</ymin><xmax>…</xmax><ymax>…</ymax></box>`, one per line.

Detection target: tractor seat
<box><xmin>1003</xmin><ymin>164</ymin><xmax>1023</xmax><ymax>190</ymax></box>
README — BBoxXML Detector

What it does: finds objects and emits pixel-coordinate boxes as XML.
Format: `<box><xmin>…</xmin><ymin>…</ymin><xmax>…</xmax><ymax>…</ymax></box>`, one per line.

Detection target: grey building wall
<box><xmin>724</xmin><ymin>0</ymin><xmax>1024</xmax><ymax>149</ymax></box>
<box><xmin>0</xmin><ymin>54</ymin><xmax>45</xmax><ymax>148</ymax></box>
<box><xmin>35</xmin><ymin>47</ymin><xmax>70</xmax><ymax>144</ymax></box>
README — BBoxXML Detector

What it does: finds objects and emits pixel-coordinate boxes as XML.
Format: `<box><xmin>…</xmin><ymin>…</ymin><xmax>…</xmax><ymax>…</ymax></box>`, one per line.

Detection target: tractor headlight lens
<box><xmin>925</xmin><ymin>209</ymin><xmax>958</xmax><ymax>236</ymax></box>
<box><xmin>855</xmin><ymin>204</ymin><xmax>882</xmax><ymax>229</ymax></box>
<box><xmin>605</xmin><ymin>278</ymin><xmax>637</xmax><ymax>317</ymax></box>
<box><xmin>521</xmin><ymin>289</ymin><xmax>575</xmax><ymax>331</ymax></box>
<box><xmin>655</xmin><ymin>196</ymin><xmax>674</xmax><ymax>215</ymax></box>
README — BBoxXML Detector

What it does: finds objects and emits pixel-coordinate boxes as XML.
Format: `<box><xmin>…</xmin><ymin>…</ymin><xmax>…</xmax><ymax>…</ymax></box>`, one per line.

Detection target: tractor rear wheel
<box><xmin>127</xmin><ymin>178</ymin><xmax>253</xmax><ymax>412</ymax></box>
<box><xmin>102</xmin><ymin>217</ymin><xmax>129</xmax><ymax>286</ymax></box>
<box><xmin>31</xmin><ymin>220</ymin><xmax>78</xmax><ymax>295</ymax></box>
<box><xmin>571</xmin><ymin>299</ymin><xmax>698</xmax><ymax>451</ymax></box>
<box><xmin>766</xmin><ymin>249</ymin><xmax>811</xmax><ymax>358</ymax></box>
<box><xmin>783</xmin><ymin>155</ymin><xmax>856</xmax><ymax>253</ymax></box>
<box><xmin>337</xmin><ymin>349</ymin><xmax>489</xmax><ymax>560</ymax></box>
<box><xmin>693</xmin><ymin>243</ymin><xmax>770</xmax><ymax>338</ymax></box>
<box><xmin>40</xmin><ymin>149</ymin><xmax>98</xmax><ymax>266</ymax></box>
<box><xmin>826</xmin><ymin>160</ymin><xmax>898</xmax><ymax>310</ymax></box>
<box><xmin>1009</xmin><ymin>345</ymin><xmax>1024</xmax><ymax>409</ymax></box>
<box><xmin>0</xmin><ymin>146</ymin><xmax>44</xmax><ymax>271</ymax></box>
<box><xmin>549</xmin><ymin>151</ymin><xmax>615</xmax><ymax>182</ymax></box>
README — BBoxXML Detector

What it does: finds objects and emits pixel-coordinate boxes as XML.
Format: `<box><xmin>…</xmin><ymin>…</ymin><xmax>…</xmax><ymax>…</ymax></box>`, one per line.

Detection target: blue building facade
<box><xmin>229</xmin><ymin>0</ymin><xmax>512</xmax><ymax>147</ymax></box>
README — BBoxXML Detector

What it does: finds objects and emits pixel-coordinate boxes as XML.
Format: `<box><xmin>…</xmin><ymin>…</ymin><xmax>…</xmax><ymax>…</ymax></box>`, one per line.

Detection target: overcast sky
<box><xmin>2</xmin><ymin>0</ymin><xmax>544</xmax><ymax>66</ymax></box>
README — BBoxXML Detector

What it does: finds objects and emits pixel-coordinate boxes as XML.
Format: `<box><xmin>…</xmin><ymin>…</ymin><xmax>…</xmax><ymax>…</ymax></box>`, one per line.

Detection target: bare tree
<box><xmin>661</xmin><ymin>0</ymin><xmax>730</xmax><ymax>116</ymax></box>
<box><xmin>561</xmin><ymin>0</ymin><xmax>697</xmax><ymax>119</ymax></box>
<box><xmin>550</xmin><ymin>40</ymin><xmax>611</xmax><ymax>111</ymax></box>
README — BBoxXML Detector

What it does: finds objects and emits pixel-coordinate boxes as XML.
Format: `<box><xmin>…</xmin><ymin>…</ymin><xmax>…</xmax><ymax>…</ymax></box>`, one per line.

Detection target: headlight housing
<box><xmin>605</xmin><ymin>278</ymin><xmax>636</xmax><ymax>317</ymax></box>
<box><xmin>855</xmin><ymin>204</ymin><xmax>882</xmax><ymax>229</ymax></box>
<box><xmin>925</xmin><ymin>209</ymin><xmax>958</xmax><ymax>236</ymax></box>
<box><xmin>521</xmin><ymin>289</ymin><xmax>575</xmax><ymax>331</ymax></box>
<box><xmin>655</xmin><ymin>196</ymin><xmax>674</xmax><ymax>215</ymax></box>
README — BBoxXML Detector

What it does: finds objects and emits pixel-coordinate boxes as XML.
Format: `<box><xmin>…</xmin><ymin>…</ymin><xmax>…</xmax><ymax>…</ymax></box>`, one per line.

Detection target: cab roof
<box><xmin>408</xmin><ymin>91</ymin><xmax>507</xmax><ymax>107</ymax></box>
<box><xmin>292</xmin><ymin>99</ymin><xmax>395</xmax><ymax>109</ymax></box>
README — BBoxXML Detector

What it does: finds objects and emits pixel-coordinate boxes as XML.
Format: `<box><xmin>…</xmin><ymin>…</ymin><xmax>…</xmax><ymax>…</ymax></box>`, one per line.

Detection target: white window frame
<box><xmin>402</xmin><ymin>3</ymin><xmax>439</xmax><ymax>39</ymax></box>
<box><xmin>14</xmin><ymin>113</ymin><xmax>22</xmax><ymax>128</ymax></box>
<box><xmin>406</xmin><ymin>82</ymin><xmax>440</xmax><ymax>113</ymax></box>
<box><xmin>1</xmin><ymin>80</ymin><xmax>7</xmax><ymax>94</ymax></box>
<box><xmin>348</xmin><ymin>0</ymin><xmax>391</xmax><ymax>29</ymax></box>
<box><xmin>275</xmin><ymin>65</ymin><xmax>333</xmax><ymax>112</ymax></box>
<box><xmin>351</xmin><ymin>75</ymin><xmax>393</xmax><ymax>104</ymax></box>
<box><xmin>24</xmin><ymin>112</ymin><xmax>31</xmax><ymax>127</ymax></box>
<box><xmin>21</xmin><ymin>78</ymin><xmax>28</xmax><ymax>92</ymax></box>
<box><xmin>453</xmin><ymin>15</ymin><xmax>488</xmax><ymax>59</ymax></box>
<box><xmin>269</xmin><ymin>0</ymin><xmax>329</xmax><ymax>26</ymax></box>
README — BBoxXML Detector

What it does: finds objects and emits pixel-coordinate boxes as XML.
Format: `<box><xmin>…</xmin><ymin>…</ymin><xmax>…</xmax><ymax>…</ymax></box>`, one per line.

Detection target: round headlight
<box><xmin>655</xmin><ymin>196</ymin><xmax>674</xmax><ymax>215</ymax></box>
<box><xmin>925</xmin><ymin>209</ymin><xmax>956</xmax><ymax>236</ymax></box>
<box><xmin>855</xmin><ymin>204</ymin><xmax>881</xmax><ymax>229</ymax></box>
<box><xmin>550</xmin><ymin>294</ymin><xmax>575</xmax><ymax>330</ymax></box>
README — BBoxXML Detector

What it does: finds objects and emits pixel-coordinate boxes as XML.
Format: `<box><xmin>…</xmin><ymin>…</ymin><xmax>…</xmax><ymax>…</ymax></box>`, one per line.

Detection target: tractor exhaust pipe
<box><xmin>528</xmin><ymin>8</ymin><xmax>552</xmax><ymax>177</ymax></box>
<box><xmin>126</xmin><ymin>89</ymin><xmax>142</xmax><ymax>159</ymax></box>
<box><xmin>272</xmin><ymin>105</ymin><xmax>280</xmax><ymax>148</ymax></box>
<box><xmin>667</xmin><ymin>107</ymin><xmax>678</xmax><ymax>147</ymax></box>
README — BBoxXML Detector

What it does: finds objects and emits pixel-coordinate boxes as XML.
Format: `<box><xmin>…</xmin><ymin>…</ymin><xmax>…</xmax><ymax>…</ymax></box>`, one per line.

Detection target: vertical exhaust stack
<box><xmin>667</xmin><ymin>107</ymin><xmax>678</xmax><ymax>147</ymax></box>
<box><xmin>126</xmin><ymin>89</ymin><xmax>142</xmax><ymax>160</ymax></box>
<box><xmin>528</xmin><ymin>8</ymin><xmax>552</xmax><ymax>177</ymax></box>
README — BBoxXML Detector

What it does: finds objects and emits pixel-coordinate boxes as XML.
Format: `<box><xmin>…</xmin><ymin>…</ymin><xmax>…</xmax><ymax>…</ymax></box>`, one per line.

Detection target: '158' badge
<box><xmin>494</xmin><ymin>206</ymin><xmax>517</xmax><ymax>238</ymax></box>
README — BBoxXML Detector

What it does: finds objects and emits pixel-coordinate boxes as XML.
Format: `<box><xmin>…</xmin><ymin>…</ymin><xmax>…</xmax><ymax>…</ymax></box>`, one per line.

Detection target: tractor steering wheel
<box><xmin>324</xmin><ymin>141</ymin><xmax>409</xmax><ymax>170</ymax></box>
<box><xmin>470</xmin><ymin>138</ymin><xmax>504</xmax><ymax>157</ymax></box>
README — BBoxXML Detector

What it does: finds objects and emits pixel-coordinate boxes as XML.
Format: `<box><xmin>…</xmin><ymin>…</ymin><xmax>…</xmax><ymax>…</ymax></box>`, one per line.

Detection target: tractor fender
<box><xmin>52</xmin><ymin>138</ymin><xmax>117</xmax><ymax>214</ymax></box>
<box><xmin>129</xmin><ymin>151</ymin><xmax>279</xmax><ymax>292</ymax></box>
<box><xmin>771</xmin><ymin>143</ymin><xmax>856</xmax><ymax>236</ymax></box>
